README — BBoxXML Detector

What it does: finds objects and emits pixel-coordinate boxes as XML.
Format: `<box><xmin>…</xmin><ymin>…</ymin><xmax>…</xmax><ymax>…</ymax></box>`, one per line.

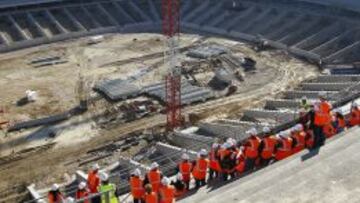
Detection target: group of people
<box><xmin>48</xmin><ymin>93</ymin><xmax>359</xmax><ymax>203</ymax></box>
<box><xmin>48</xmin><ymin>163</ymin><xmax>119</xmax><ymax>203</ymax></box>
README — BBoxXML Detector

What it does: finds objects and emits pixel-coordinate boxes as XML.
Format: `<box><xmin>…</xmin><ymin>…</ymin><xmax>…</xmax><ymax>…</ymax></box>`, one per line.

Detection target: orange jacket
<box><xmin>159</xmin><ymin>185</ymin><xmax>175</xmax><ymax>203</ymax></box>
<box><xmin>87</xmin><ymin>170</ymin><xmax>100</xmax><ymax>193</ymax></box>
<box><xmin>323</xmin><ymin>124</ymin><xmax>336</xmax><ymax>138</ymax></box>
<box><xmin>349</xmin><ymin>108</ymin><xmax>360</xmax><ymax>126</ymax></box>
<box><xmin>48</xmin><ymin>192</ymin><xmax>64</xmax><ymax>203</ymax></box>
<box><xmin>292</xmin><ymin>132</ymin><xmax>306</xmax><ymax>154</ymax></box>
<box><xmin>314</xmin><ymin>101</ymin><xmax>332</xmax><ymax>126</ymax></box>
<box><xmin>179</xmin><ymin>161</ymin><xmax>192</xmax><ymax>182</ymax></box>
<box><xmin>275</xmin><ymin>137</ymin><xmax>293</xmax><ymax>161</ymax></box>
<box><xmin>235</xmin><ymin>151</ymin><xmax>245</xmax><ymax>173</ymax></box>
<box><xmin>192</xmin><ymin>158</ymin><xmax>209</xmax><ymax>180</ymax></box>
<box><xmin>260</xmin><ymin>136</ymin><xmax>277</xmax><ymax>159</ymax></box>
<box><xmin>130</xmin><ymin>176</ymin><xmax>145</xmax><ymax>199</ymax></box>
<box><xmin>145</xmin><ymin>192</ymin><xmax>158</xmax><ymax>203</ymax></box>
<box><xmin>147</xmin><ymin>170</ymin><xmax>162</xmax><ymax>193</ymax></box>
<box><xmin>338</xmin><ymin>117</ymin><xmax>346</xmax><ymax>129</ymax></box>
<box><xmin>76</xmin><ymin>189</ymin><xmax>89</xmax><ymax>203</ymax></box>
<box><xmin>209</xmin><ymin>148</ymin><xmax>221</xmax><ymax>172</ymax></box>
<box><xmin>244</xmin><ymin>136</ymin><xmax>261</xmax><ymax>159</ymax></box>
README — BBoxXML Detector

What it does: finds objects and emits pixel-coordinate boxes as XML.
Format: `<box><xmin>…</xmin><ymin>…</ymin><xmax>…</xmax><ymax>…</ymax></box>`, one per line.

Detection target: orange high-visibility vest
<box><xmin>275</xmin><ymin>137</ymin><xmax>293</xmax><ymax>161</ymax></box>
<box><xmin>192</xmin><ymin>158</ymin><xmax>209</xmax><ymax>180</ymax></box>
<box><xmin>145</xmin><ymin>192</ymin><xmax>158</xmax><ymax>203</ymax></box>
<box><xmin>338</xmin><ymin>117</ymin><xmax>346</xmax><ymax>129</ymax></box>
<box><xmin>292</xmin><ymin>132</ymin><xmax>306</xmax><ymax>154</ymax></box>
<box><xmin>323</xmin><ymin>124</ymin><xmax>336</xmax><ymax>138</ymax></box>
<box><xmin>76</xmin><ymin>190</ymin><xmax>89</xmax><ymax>203</ymax></box>
<box><xmin>147</xmin><ymin>170</ymin><xmax>161</xmax><ymax>193</ymax></box>
<box><xmin>235</xmin><ymin>152</ymin><xmax>245</xmax><ymax>173</ymax></box>
<box><xmin>209</xmin><ymin>148</ymin><xmax>221</xmax><ymax>172</ymax></box>
<box><xmin>349</xmin><ymin>108</ymin><xmax>360</xmax><ymax>126</ymax></box>
<box><xmin>159</xmin><ymin>185</ymin><xmax>175</xmax><ymax>203</ymax></box>
<box><xmin>130</xmin><ymin>176</ymin><xmax>145</xmax><ymax>199</ymax></box>
<box><xmin>179</xmin><ymin>161</ymin><xmax>192</xmax><ymax>182</ymax></box>
<box><xmin>244</xmin><ymin>137</ymin><xmax>261</xmax><ymax>159</ymax></box>
<box><xmin>314</xmin><ymin>101</ymin><xmax>332</xmax><ymax>126</ymax></box>
<box><xmin>87</xmin><ymin>171</ymin><xmax>100</xmax><ymax>193</ymax></box>
<box><xmin>48</xmin><ymin>192</ymin><xmax>64</xmax><ymax>203</ymax></box>
<box><xmin>260</xmin><ymin>136</ymin><xmax>277</xmax><ymax>159</ymax></box>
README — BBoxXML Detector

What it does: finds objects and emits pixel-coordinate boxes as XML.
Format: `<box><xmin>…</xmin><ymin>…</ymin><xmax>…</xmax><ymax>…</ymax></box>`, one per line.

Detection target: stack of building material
<box><xmin>94</xmin><ymin>79</ymin><xmax>141</xmax><ymax>101</ymax></box>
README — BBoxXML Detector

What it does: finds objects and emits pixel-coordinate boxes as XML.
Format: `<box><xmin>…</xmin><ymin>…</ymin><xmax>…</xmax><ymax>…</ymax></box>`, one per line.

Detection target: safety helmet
<box><xmin>181</xmin><ymin>153</ymin><xmax>190</xmax><ymax>160</ymax></box>
<box><xmin>318</xmin><ymin>92</ymin><xmax>326</xmax><ymax>98</ymax></box>
<box><xmin>295</xmin><ymin>124</ymin><xmax>304</xmax><ymax>131</ymax></box>
<box><xmin>161</xmin><ymin>177</ymin><xmax>170</xmax><ymax>186</ymax></box>
<box><xmin>51</xmin><ymin>184</ymin><xmax>59</xmax><ymax>191</ymax></box>
<box><xmin>132</xmin><ymin>168</ymin><xmax>141</xmax><ymax>177</ymax></box>
<box><xmin>78</xmin><ymin>182</ymin><xmax>86</xmax><ymax>190</ymax></box>
<box><xmin>352</xmin><ymin>102</ymin><xmax>358</xmax><ymax>108</ymax></box>
<box><xmin>212</xmin><ymin>143</ymin><xmax>220</xmax><ymax>149</ymax></box>
<box><xmin>66</xmin><ymin>197</ymin><xmax>75</xmax><ymax>203</ymax></box>
<box><xmin>92</xmin><ymin>163</ymin><xmax>100</xmax><ymax>171</ymax></box>
<box><xmin>99</xmin><ymin>172</ymin><xmax>109</xmax><ymax>181</ymax></box>
<box><xmin>263</xmin><ymin>126</ymin><xmax>270</xmax><ymax>133</ymax></box>
<box><xmin>176</xmin><ymin>173</ymin><xmax>183</xmax><ymax>181</ymax></box>
<box><xmin>150</xmin><ymin>162</ymin><xmax>159</xmax><ymax>170</ymax></box>
<box><xmin>200</xmin><ymin>149</ymin><xmax>208</xmax><ymax>156</ymax></box>
<box><xmin>246</xmin><ymin>128</ymin><xmax>258</xmax><ymax>136</ymax></box>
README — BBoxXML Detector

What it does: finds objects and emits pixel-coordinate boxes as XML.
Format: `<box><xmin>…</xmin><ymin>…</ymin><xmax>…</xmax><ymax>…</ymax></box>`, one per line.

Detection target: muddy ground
<box><xmin>0</xmin><ymin>33</ymin><xmax>317</xmax><ymax>202</ymax></box>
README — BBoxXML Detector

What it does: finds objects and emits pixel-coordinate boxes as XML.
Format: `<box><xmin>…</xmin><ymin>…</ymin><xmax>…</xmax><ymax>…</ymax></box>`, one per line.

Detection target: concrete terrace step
<box><xmin>169</xmin><ymin>130</ymin><xmax>213</xmax><ymax>151</ymax></box>
<box><xmin>283</xmin><ymin>90</ymin><xmax>338</xmax><ymax>99</ymax></box>
<box><xmin>311</xmin><ymin>75</ymin><xmax>360</xmax><ymax>83</ymax></box>
<box><xmin>243</xmin><ymin>109</ymin><xmax>298</xmax><ymax>124</ymax></box>
<box><xmin>179</xmin><ymin>126</ymin><xmax>360</xmax><ymax>203</ymax></box>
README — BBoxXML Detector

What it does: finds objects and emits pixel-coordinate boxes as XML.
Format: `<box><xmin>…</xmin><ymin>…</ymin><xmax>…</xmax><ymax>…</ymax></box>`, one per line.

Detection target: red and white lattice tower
<box><xmin>162</xmin><ymin>0</ymin><xmax>181</xmax><ymax>130</ymax></box>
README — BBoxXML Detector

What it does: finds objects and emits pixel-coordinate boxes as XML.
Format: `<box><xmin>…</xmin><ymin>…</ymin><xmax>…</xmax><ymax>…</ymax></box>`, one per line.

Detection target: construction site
<box><xmin>0</xmin><ymin>0</ymin><xmax>359</xmax><ymax>202</ymax></box>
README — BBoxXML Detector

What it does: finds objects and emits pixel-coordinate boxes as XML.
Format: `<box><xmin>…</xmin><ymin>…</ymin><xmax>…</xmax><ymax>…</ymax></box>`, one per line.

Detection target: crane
<box><xmin>162</xmin><ymin>0</ymin><xmax>181</xmax><ymax>130</ymax></box>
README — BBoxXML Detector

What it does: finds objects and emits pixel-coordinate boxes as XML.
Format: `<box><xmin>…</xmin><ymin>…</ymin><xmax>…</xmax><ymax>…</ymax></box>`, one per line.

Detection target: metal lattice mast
<box><xmin>162</xmin><ymin>0</ymin><xmax>181</xmax><ymax>130</ymax></box>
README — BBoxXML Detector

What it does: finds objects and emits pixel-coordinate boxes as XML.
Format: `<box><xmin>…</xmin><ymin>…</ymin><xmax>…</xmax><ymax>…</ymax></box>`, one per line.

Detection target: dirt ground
<box><xmin>0</xmin><ymin>33</ymin><xmax>318</xmax><ymax>202</ymax></box>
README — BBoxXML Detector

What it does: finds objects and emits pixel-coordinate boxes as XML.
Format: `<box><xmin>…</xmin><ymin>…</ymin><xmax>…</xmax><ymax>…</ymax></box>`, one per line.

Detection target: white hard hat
<box><xmin>132</xmin><ymin>168</ymin><xmax>141</xmax><ymax>177</ymax></box>
<box><xmin>99</xmin><ymin>172</ymin><xmax>109</xmax><ymax>181</ymax></box>
<box><xmin>263</xmin><ymin>126</ymin><xmax>270</xmax><ymax>133</ymax></box>
<box><xmin>222</xmin><ymin>142</ymin><xmax>232</xmax><ymax>149</ymax></box>
<box><xmin>279</xmin><ymin>131</ymin><xmax>288</xmax><ymax>137</ymax></box>
<box><xmin>301</xmin><ymin>96</ymin><xmax>307</xmax><ymax>100</ymax></box>
<box><xmin>200</xmin><ymin>149</ymin><xmax>208</xmax><ymax>156</ymax></box>
<box><xmin>150</xmin><ymin>162</ymin><xmax>159</xmax><ymax>170</ymax></box>
<box><xmin>212</xmin><ymin>143</ymin><xmax>219</xmax><ymax>149</ymax></box>
<box><xmin>66</xmin><ymin>197</ymin><xmax>75</xmax><ymax>203</ymax></box>
<box><xmin>246</xmin><ymin>128</ymin><xmax>257</xmax><ymax>135</ymax></box>
<box><xmin>92</xmin><ymin>163</ymin><xmax>100</xmax><ymax>170</ymax></box>
<box><xmin>176</xmin><ymin>173</ymin><xmax>183</xmax><ymax>181</ymax></box>
<box><xmin>295</xmin><ymin>124</ymin><xmax>304</xmax><ymax>131</ymax></box>
<box><xmin>181</xmin><ymin>153</ymin><xmax>190</xmax><ymax>160</ymax></box>
<box><xmin>78</xmin><ymin>182</ymin><xmax>86</xmax><ymax>190</ymax></box>
<box><xmin>161</xmin><ymin>177</ymin><xmax>170</xmax><ymax>186</ymax></box>
<box><xmin>318</xmin><ymin>92</ymin><xmax>326</xmax><ymax>98</ymax></box>
<box><xmin>51</xmin><ymin>184</ymin><xmax>59</xmax><ymax>191</ymax></box>
<box><xmin>352</xmin><ymin>102</ymin><xmax>358</xmax><ymax>107</ymax></box>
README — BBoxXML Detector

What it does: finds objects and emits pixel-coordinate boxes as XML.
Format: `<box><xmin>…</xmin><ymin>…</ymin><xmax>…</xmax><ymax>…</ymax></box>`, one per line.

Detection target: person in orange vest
<box><xmin>48</xmin><ymin>184</ymin><xmax>64</xmax><ymax>203</ymax></box>
<box><xmin>192</xmin><ymin>149</ymin><xmax>209</xmax><ymax>189</ymax></box>
<box><xmin>209</xmin><ymin>143</ymin><xmax>221</xmax><ymax>180</ymax></box>
<box><xmin>76</xmin><ymin>182</ymin><xmax>89</xmax><ymax>203</ymax></box>
<box><xmin>235</xmin><ymin>146</ymin><xmax>246</xmax><ymax>175</ymax></box>
<box><xmin>220</xmin><ymin>139</ymin><xmax>238</xmax><ymax>181</ymax></box>
<box><xmin>159</xmin><ymin>177</ymin><xmax>175</xmax><ymax>203</ymax></box>
<box><xmin>177</xmin><ymin>153</ymin><xmax>192</xmax><ymax>190</ymax></box>
<box><xmin>349</xmin><ymin>102</ymin><xmax>360</xmax><ymax>127</ymax></box>
<box><xmin>313</xmin><ymin>92</ymin><xmax>332</xmax><ymax>148</ymax></box>
<box><xmin>291</xmin><ymin>124</ymin><xmax>306</xmax><ymax>154</ymax></box>
<box><xmin>87</xmin><ymin>163</ymin><xmax>101</xmax><ymax>203</ymax></box>
<box><xmin>275</xmin><ymin>131</ymin><xmax>293</xmax><ymax>161</ymax></box>
<box><xmin>130</xmin><ymin>168</ymin><xmax>145</xmax><ymax>203</ymax></box>
<box><xmin>144</xmin><ymin>162</ymin><xmax>163</xmax><ymax>193</ymax></box>
<box><xmin>171</xmin><ymin>173</ymin><xmax>186</xmax><ymax>197</ymax></box>
<box><xmin>259</xmin><ymin>126</ymin><xmax>277</xmax><ymax>166</ymax></box>
<box><xmin>333</xmin><ymin>110</ymin><xmax>346</xmax><ymax>133</ymax></box>
<box><xmin>323</xmin><ymin>119</ymin><xmax>336</xmax><ymax>139</ymax></box>
<box><xmin>244</xmin><ymin>128</ymin><xmax>261</xmax><ymax>171</ymax></box>
<box><xmin>144</xmin><ymin>184</ymin><xmax>158</xmax><ymax>203</ymax></box>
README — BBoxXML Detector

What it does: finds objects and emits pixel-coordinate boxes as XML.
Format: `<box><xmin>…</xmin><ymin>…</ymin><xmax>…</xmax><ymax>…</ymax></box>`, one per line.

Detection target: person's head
<box><xmin>145</xmin><ymin>184</ymin><xmax>153</xmax><ymax>194</ymax></box>
<box><xmin>92</xmin><ymin>163</ymin><xmax>100</xmax><ymax>173</ymax></box>
<box><xmin>176</xmin><ymin>173</ymin><xmax>183</xmax><ymax>182</ymax></box>
<box><xmin>132</xmin><ymin>168</ymin><xmax>141</xmax><ymax>177</ymax></box>
<box><xmin>50</xmin><ymin>184</ymin><xmax>60</xmax><ymax>193</ymax></box>
<box><xmin>352</xmin><ymin>102</ymin><xmax>358</xmax><ymax>109</ymax></box>
<box><xmin>78</xmin><ymin>182</ymin><xmax>86</xmax><ymax>191</ymax></box>
<box><xmin>198</xmin><ymin>149</ymin><xmax>208</xmax><ymax>158</ymax></box>
<box><xmin>262</xmin><ymin>126</ymin><xmax>271</xmax><ymax>135</ymax></box>
<box><xmin>161</xmin><ymin>177</ymin><xmax>170</xmax><ymax>186</ymax></box>
<box><xmin>99</xmin><ymin>172</ymin><xmax>109</xmax><ymax>184</ymax></box>
<box><xmin>181</xmin><ymin>153</ymin><xmax>190</xmax><ymax>162</ymax></box>
<box><xmin>301</xmin><ymin>96</ymin><xmax>307</xmax><ymax>103</ymax></box>
<box><xmin>246</xmin><ymin>128</ymin><xmax>258</xmax><ymax>138</ymax></box>
<box><xmin>150</xmin><ymin>162</ymin><xmax>159</xmax><ymax>171</ymax></box>
<box><xmin>318</xmin><ymin>92</ymin><xmax>326</xmax><ymax>101</ymax></box>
